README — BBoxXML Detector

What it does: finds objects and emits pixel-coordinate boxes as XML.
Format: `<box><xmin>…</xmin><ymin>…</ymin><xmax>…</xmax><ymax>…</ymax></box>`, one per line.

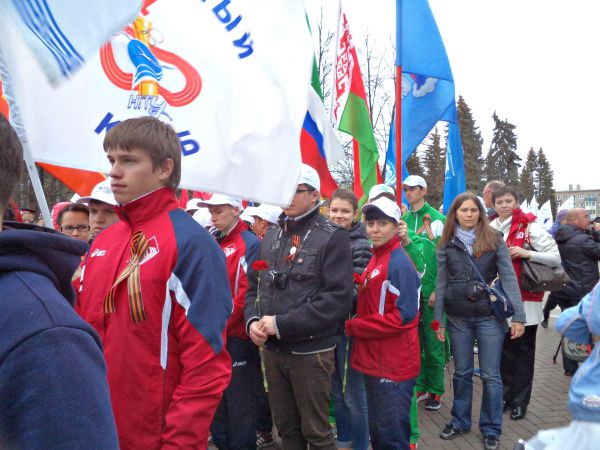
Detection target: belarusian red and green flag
<box><xmin>333</xmin><ymin>11</ymin><xmax>381</xmax><ymax>205</ymax></box>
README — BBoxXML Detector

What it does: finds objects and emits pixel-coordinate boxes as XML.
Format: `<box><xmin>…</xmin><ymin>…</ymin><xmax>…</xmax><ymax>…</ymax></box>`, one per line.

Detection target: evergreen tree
<box><xmin>456</xmin><ymin>96</ymin><xmax>484</xmax><ymax>193</ymax></box>
<box><xmin>422</xmin><ymin>127</ymin><xmax>446</xmax><ymax>209</ymax></box>
<box><xmin>519</xmin><ymin>147</ymin><xmax>537</xmax><ymax>202</ymax></box>
<box><xmin>484</xmin><ymin>112</ymin><xmax>521</xmax><ymax>185</ymax></box>
<box><xmin>536</xmin><ymin>148</ymin><xmax>556</xmax><ymax>216</ymax></box>
<box><xmin>406</xmin><ymin>150</ymin><xmax>424</xmax><ymax>178</ymax></box>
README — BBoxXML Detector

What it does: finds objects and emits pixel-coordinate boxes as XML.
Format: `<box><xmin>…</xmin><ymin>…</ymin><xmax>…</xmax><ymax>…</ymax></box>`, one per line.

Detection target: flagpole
<box><xmin>23</xmin><ymin>143</ymin><xmax>52</xmax><ymax>227</ymax></box>
<box><xmin>328</xmin><ymin>0</ymin><xmax>342</xmax><ymax>123</ymax></box>
<box><xmin>395</xmin><ymin>1</ymin><xmax>403</xmax><ymax>206</ymax></box>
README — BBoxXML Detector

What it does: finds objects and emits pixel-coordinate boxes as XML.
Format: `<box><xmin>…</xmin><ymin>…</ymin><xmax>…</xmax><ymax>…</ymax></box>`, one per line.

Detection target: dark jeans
<box><xmin>263</xmin><ymin>348</ymin><xmax>336</xmax><ymax>450</ymax></box>
<box><xmin>211</xmin><ymin>337</ymin><xmax>259</xmax><ymax>450</ymax></box>
<box><xmin>363</xmin><ymin>375</ymin><xmax>415</xmax><ymax>450</ymax></box>
<box><xmin>331</xmin><ymin>335</ymin><xmax>369</xmax><ymax>450</ymax></box>
<box><xmin>256</xmin><ymin>353</ymin><xmax>273</xmax><ymax>433</ymax></box>
<box><xmin>446</xmin><ymin>315</ymin><xmax>505</xmax><ymax>438</ymax></box>
<box><xmin>501</xmin><ymin>325</ymin><xmax>537</xmax><ymax>408</ymax></box>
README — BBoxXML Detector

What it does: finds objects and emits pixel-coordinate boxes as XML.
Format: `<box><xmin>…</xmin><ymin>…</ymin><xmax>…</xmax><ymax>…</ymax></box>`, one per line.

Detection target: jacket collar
<box><xmin>117</xmin><ymin>186</ymin><xmax>178</xmax><ymax>229</ymax></box>
<box><xmin>278</xmin><ymin>202</ymin><xmax>321</xmax><ymax>233</ymax></box>
<box><xmin>372</xmin><ymin>235</ymin><xmax>400</xmax><ymax>257</ymax></box>
<box><xmin>411</xmin><ymin>201</ymin><xmax>431</xmax><ymax>215</ymax></box>
<box><xmin>218</xmin><ymin>219</ymin><xmax>247</xmax><ymax>244</ymax></box>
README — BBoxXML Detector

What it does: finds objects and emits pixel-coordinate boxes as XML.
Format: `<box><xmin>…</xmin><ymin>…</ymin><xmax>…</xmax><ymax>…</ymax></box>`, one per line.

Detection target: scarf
<box><xmin>455</xmin><ymin>227</ymin><xmax>477</xmax><ymax>255</ymax></box>
<box><xmin>505</xmin><ymin>208</ymin><xmax>543</xmax><ymax>302</ymax></box>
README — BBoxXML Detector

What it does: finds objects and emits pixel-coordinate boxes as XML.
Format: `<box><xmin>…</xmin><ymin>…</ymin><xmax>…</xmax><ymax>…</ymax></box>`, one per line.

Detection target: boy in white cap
<box><xmin>346</xmin><ymin>196</ymin><xmax>421</xmax><ymax>449</ymax></box>
<box><xmin>248</xmin><ymin>203</ymin><xmax>282</xmax><ymax>239</ymax></box>
<box><xmin>76</xmin><ymin>178</ymin><xmax>119</xmax><ymax>239</ymax></box>
<box><xmin>245</xmin><ymin>164</ymin><xmax>353</xmax><ymax>449</ymax></box>
<box><xmin>198</xmin><ymin>194</ymin><xmax>261</xmax><ymax>449</ymax></box>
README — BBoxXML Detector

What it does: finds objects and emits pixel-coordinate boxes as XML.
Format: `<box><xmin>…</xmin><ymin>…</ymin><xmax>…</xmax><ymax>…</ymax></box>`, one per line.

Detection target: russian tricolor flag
<box><xmin>300</xmin><ymin>89</ymin><xmax>343</xmax><ymax>198</ymax></box>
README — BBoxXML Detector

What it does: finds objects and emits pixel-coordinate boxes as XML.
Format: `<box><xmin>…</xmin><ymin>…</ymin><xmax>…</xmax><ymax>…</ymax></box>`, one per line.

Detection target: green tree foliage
<box><xmin>519</xmin><ymin>148</ymin><xmax>537</xmax><ymax>202</ymax></box>
<box><xmin>406</xmin><ymin>150</ymin><xmax>424</xmax><ymax>178</ymax></box>
<box><xmin>422</xmin><ymin>127</ymin><xmax>446</xmax><ymax>209</ymax></box>
<box><xmin>484</xmin><ymin>112</ymin><xmax>521</xmax><ymax>185</ymax></box>
<box><xmin>536</xmin><ymin>148</ymin><xmax>556</xmax><ymax>216</ymax></box>
<box><xmin>456</xmin><ymin>96</ymin><xmax>484</xmax><ymax>193</ymax></box>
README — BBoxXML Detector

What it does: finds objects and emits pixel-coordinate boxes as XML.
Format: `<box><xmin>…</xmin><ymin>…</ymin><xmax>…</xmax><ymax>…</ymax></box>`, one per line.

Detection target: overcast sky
<box><xmin>307</xmin><ymin>0</ymin><xmax>600</xmax><ymax>191</ymax></box>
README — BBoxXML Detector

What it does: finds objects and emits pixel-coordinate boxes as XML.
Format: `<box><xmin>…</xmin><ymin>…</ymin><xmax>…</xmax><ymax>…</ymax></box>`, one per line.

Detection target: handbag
<box><xmin>521</xmin><ymin>259</ymin><xmax>570</xmax><ymax>292</ymax></box>
<box><xmin>520</xmin><ymin>225</ymin><xmax>570</xmax><ymax>292</ymax></box>
<box><xmin>463</xmin><ymin>249</ymin><xmax>515</xmax><ymax>321</ymax></box>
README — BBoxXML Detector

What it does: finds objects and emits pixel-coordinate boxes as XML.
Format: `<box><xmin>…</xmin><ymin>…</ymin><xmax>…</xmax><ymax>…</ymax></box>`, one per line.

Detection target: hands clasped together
<box><xmin>249</xmin><ymin>316</ymin><xmax>276</xmax><ymax>346</ymax></box>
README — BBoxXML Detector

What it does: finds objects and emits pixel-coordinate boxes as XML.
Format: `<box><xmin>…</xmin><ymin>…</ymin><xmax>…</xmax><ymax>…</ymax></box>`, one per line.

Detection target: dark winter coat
<box><xmin>349</xmin><ymin>220</ymin><xmax>372</xmax><ymax>314</ymax></box>
<box><xmin>244</xmin><ymin>205</ymin><xmax>353</xmax><ymax>353</ymax></box>
<box><xmin>549</xmin><ymin>224</ymin><xmax>600</xmax><ymax>305</ymax></box>
<box><xmin>0</xmin><ymin>222</ymin><xmax>118</xmax><ymax>449</ymax></box>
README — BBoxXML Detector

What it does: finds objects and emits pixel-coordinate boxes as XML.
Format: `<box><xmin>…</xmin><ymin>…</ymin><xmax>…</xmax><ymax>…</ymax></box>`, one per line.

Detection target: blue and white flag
<box><xmin>390</xmin><ymin>0</ymin><xmax>465</xmax><ymax>210</ymax></box>
<box><xmin>1</xmin><ymin>0</ymin><xmax>141</xmax><ymax>85</ymax></box>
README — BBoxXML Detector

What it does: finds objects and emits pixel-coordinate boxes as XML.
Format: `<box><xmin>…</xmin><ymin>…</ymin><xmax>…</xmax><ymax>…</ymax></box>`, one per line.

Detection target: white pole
<box><xmin>328</xmin><ymin>0</ymin><xmax>342</xmax><ymax>123</ymax></box>
<box><xmin>22</xmin><ymin>143</ymin><xmax>52</xmax><ymax>228</ymax></box>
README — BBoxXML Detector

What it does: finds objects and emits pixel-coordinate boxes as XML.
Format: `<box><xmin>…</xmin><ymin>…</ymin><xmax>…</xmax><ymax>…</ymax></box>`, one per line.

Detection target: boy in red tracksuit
<box><xmin>345</xmin><ymin>197</ymin><xmax>421</xmax><ymax>449</ymax></box>
<box><xmin>77</xmin><ymin>117</ymin><xmax>233</xmax><ymax>449</ymax></box>
<box><xmin>200</xmin><ymin>194</ymin><xmax>261</xmax><ymax>449</ymax></box>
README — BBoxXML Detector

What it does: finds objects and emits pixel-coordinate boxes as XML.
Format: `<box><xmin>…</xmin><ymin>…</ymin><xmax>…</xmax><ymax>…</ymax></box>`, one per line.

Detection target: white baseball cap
<box><xmin>298</xmin><ymin>163</ymin><xmax>320</xmax><ymax>191</ymax></box>
<box><xmin>251</xmin><ymin>203</ymin><xmax>282</xmax><ymax>224</ymax></box>
<box><xmin>192</xmin><ymin>207</ymin><xmax>213</xmax><ymax>228</ymax></box>
<box><xmin>368</xmin><ymin>184</ymin><xmax>396</xmax><ymax>202</ymax></box>
<box><xmin>197</xmin><ymin>194</ymin><xmax>243</xmax><ymax>209</ymax></box>
<box><xmin>185</xmin><ymin>198</ymin><xmax>204</xmax><ymax>212</ymax></box>
<box><xmin>362</xmin><ymin>197</ymin><xmax>401</xmax><ymax>223</ymax></box>
<box><xmin>76</xmin><ymin>179</ymin><xmax>117</xmax><ymax>206</ymax></box>
<box><xmin>240</xmin><ymin>208</ymin><xmax>255</xmax><ymax>225</ymax></box>
<box><xmin>402</xmin><ymin>175</ymin><xmax>427</xmax><ymax>188</ymax></box>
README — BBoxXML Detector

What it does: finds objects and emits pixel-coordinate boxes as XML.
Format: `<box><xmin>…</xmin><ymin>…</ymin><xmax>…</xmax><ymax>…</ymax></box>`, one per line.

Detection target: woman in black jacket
<box><xmin>434</xmin><ymin>192</ymin><xmax>526</xmax><ymax>450</ymax></box>
<box><xmin>328</xmin><ymin>188</ymin><xmax>370</xmax><ymax>450</ymax></box>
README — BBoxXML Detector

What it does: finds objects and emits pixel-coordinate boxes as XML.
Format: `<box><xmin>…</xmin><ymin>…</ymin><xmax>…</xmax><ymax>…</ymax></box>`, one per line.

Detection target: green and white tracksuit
<box><xmin>403</xmin><ymin>202</ymin><xmax>446</xmax><ymax>446</ymax></box>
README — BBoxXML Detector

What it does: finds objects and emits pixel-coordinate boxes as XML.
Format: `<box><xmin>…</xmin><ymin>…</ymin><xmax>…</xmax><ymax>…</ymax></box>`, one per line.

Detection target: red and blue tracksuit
<box><xmin>345</xmin><ymin>236</ymin><xmax>421</xmax><ymax>449</ymax></box>
<box><xmin>210</xmin><ymin>220</ymin><xmax>261</xmax><ymax>449</ymax></box>
<box><xmin>77</xmin><ymin>187</ymin><xmax>233</xmax><ymax>450</ymax></box>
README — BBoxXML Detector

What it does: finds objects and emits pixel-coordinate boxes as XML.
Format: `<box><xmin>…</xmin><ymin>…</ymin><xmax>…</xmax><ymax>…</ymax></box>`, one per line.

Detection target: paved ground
<box><xmin>211</xmin><ymin>311</ymin><xmax>573</xmax><ymax>450</ymax></box>
<box><xmin>416</xmin><ymin>312</ymin><xmax>571</xmax><ymax>450</ymax></box>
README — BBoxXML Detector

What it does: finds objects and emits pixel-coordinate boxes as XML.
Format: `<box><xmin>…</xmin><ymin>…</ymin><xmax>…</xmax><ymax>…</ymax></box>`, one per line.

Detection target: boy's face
<box><xmin>107</xmin><ymin>147</ymin><xmax>173</xmax><ymax>204</ymax></box>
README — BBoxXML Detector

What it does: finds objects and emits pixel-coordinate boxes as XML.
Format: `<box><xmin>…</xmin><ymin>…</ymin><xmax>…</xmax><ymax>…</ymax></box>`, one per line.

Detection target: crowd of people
<box><xmin>2</xmin><ymin>114</ymin><xmax>600</xmax><ymax>450</ymax></box>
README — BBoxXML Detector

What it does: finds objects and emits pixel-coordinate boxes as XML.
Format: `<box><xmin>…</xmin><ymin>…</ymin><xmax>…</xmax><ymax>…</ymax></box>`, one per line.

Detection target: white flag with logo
<box><xmin>0</xmin><ymin>0</ymin><xmax>313</xmax><ymax>205</ymax></box>
<box><xmin>0</xmin><ymin>0</ymin><xmax>141</xmax><ymax>85</ymax></box>
<box><xmin>537</xmin><ymin>200</ymin><xmax>553</xmax><ymax>229</ymax></box>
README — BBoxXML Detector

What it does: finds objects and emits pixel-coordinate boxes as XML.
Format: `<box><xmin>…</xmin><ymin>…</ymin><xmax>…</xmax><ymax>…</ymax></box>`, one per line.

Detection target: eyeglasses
<box><xmin>295</xmin><ymin>189</ymin><xmax>314</xmax><ymax>194</ymax></box>
<box><xmin>60</xmin><ymin>225</ymin><xmax>91</xmax><ymax>233</ymax></box>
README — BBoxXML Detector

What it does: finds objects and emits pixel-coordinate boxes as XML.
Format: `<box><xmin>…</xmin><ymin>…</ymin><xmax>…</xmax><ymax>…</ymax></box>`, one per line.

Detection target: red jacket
<box><xmin>217</xmin><ymin>220</ymin><xmax>260</xmax><ymax>339</ymax></box>
<box><xmin>345</xmin><ymin>236</ymin><xmax>421</xmax><ymax>382</ymax></box>
<box><xmin>76</xmin><ymin>187</ymin><xmax>232</xmax><ymax>449</ymax></box>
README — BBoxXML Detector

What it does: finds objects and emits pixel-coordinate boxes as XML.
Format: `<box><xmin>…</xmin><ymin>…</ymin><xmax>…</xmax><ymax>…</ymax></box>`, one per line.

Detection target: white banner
<box><xmin>529</xmin><ymin>195</ymin><xmax>539</xmax><ymax>216</ymax></box>
<box><xmin>0</xmin><ymin>0</ymin><xmax>313</xmax><ymax>206</ymax></box>
<box><xmin>537</xmin><ymin>200</ymin><xmax>553</xmax><ymax>229</ymax></box>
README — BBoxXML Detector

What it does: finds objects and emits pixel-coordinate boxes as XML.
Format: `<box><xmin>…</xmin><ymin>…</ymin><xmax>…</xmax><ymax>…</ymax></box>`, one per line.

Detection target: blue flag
<box><xmin>443</xmin><ymin>110</ymin><xmax>466</xmax><ymax>213</ymax></box>
<box><xmin>387</xmin><ymin>0</ymin><xmax>465</xmax><ymax>210</ymax></box>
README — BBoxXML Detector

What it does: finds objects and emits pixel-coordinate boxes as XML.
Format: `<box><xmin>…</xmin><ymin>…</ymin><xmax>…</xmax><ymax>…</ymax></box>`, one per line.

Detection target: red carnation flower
<box><xmin>430</xmin><ymin>320</ymin><xmax>441</xmax><ymax>332</ymax></box>
<box><xmin>251</xmin><ymin>260</ymin><xmax>269</xmax><ymax>271</ymax></box>
<box><xmin>353</xmin><ymin>273</ymin><xmax>361</xmax><ymax>284</ymax></box>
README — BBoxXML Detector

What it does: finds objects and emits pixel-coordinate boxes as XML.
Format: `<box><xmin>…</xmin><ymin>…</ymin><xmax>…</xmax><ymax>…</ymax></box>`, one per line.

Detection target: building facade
<box><xmin>555</xmin><ymin>184</ymin><xmax>600</xmax><ymax>219</ymax></box>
